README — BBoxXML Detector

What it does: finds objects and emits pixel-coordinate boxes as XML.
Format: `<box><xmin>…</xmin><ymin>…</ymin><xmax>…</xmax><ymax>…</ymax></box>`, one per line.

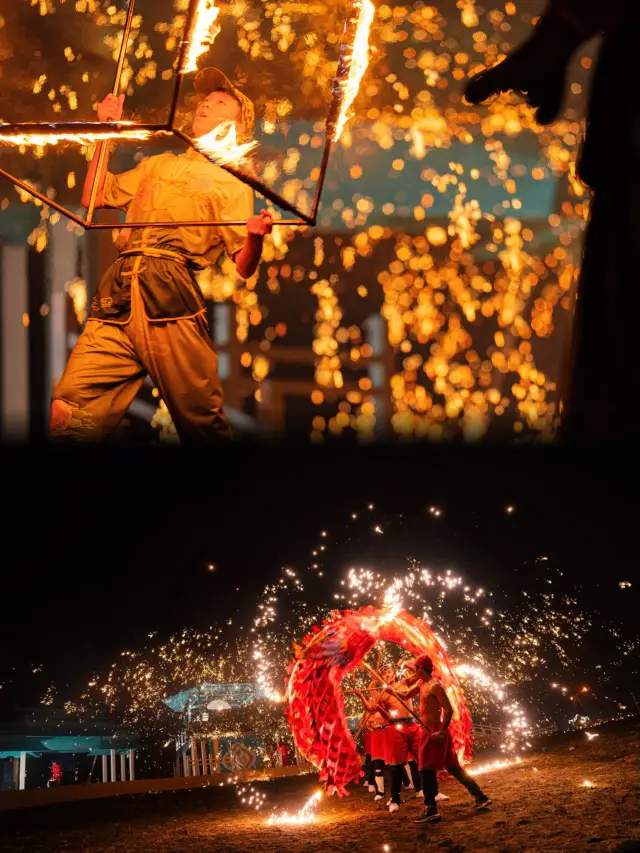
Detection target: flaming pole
<box><xmin>0</xmin><ymin>123</ymin><xmax>168</xmax><ymax>141</ymax></box>
<box><xmin>309</xmin><ymin>21</ymin><xmax>353</xmax><ymax>222</ymax></box>
<box><xmin>311</xmin><ymin>0</ymin><xmax>373</xmax><ymax>222</ymax></box>
<box><xmin>168</xmin><ymin>0</ymin><xmax>201</xmax><ymax>128</ymax></box>
<box><xmin>87</xmin><ymin>217</ymin><xmax>307</xmax><ymax>228</ymax></box>
<box><xmin>85</xmin><ymin>0</ymin><xmax>138</xmax><ymax>224</ymax></box>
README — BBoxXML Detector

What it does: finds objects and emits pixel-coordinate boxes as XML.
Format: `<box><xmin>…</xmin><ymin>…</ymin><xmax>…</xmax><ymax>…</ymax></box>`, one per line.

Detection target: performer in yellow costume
<box><xmin>50</xmin><ymin>67</ymin><xmax>272</xmax><ymax>442</ymax></box>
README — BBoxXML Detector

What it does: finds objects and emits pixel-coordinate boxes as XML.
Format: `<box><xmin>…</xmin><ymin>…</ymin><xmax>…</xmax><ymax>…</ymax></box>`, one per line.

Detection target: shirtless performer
<box><xmin>404</xmin><ymin>654</ymin><xmax>491</xmax><ymax>823</ymax></box>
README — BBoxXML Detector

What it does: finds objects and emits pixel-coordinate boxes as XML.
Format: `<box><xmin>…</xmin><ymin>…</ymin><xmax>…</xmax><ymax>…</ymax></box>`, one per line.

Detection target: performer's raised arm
<box><xmin>81</xmin><ymin>93</ymin><xmax>124</xmax><ymax>209</ymax></box>
<box><xmin>354</xmin><ymin>688</ymin><xmax>387</xmax><ymax>718</ymax></box>
<box><xmin>233</xmin><ymin>209</ymin><xmax>273</xmax><ymax>280</ymax></box>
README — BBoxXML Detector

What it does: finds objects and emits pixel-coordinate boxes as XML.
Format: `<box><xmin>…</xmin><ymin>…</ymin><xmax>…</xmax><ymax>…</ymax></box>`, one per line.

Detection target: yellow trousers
<box><xmin>50</xmin><ymin>279</ymin><xmax>231</xmax><ymax>442</ymax></box>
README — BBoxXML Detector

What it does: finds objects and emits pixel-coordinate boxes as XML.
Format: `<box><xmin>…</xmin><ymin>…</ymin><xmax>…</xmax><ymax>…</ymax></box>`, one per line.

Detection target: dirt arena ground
<box><xmin>1</xmin><ymin>719</ymin><xmax>639</xmax><ymax>853</ymax></box>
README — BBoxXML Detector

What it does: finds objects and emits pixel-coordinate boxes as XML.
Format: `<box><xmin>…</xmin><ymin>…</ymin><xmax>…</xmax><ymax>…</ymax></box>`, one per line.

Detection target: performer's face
<box><xmin>382</xmin><ymin>666</ymin><xmax>395</xmax><ymax>683</ymax></box>
<box><xmin>192</xmin><ymin>91</ymin><xmax>242</xmax><ymax>137</ymax></box>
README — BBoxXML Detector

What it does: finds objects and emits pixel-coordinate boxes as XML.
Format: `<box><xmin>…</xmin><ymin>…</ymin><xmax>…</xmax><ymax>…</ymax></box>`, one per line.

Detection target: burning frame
<box><xmin>0</xmin><ymin>0</ymin><xmax>374</xmax><ymax>231</ymax></box>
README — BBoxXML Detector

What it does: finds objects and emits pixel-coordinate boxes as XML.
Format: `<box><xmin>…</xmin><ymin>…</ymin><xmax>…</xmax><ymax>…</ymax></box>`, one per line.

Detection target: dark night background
<box><xmin>1</xmin><ymin>445</ymin><xmax>639</xmax><ymax>716</ymax></box>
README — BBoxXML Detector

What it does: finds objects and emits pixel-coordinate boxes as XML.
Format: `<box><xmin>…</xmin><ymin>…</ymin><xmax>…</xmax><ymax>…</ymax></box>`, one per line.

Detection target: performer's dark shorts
<box><xmin>417</xmin><ymin>727</ymin><xmax>460</xmax><ymax>770</ymax></box>
<box><xmin>384</xmin><ymin>722</ymin><xmax>420</xmax><ymax>765</ymax></box>
<box><xmin>370</xmin><ymin>727</ymin><xmax>387</xmax><ymax>761</ymax></box>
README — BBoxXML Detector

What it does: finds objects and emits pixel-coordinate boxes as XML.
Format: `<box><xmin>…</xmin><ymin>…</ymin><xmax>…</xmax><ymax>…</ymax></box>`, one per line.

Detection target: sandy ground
<box><xmin>1</xmin><ymin>719</ymin><xmax>639</xmax><ymax>853</ymax></box>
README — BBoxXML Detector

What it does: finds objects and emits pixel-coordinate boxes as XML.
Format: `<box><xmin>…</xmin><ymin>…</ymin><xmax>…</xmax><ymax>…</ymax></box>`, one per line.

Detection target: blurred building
<box><xmin>162</xmin><ymin>681</ymin><xmax>301</xmax><ymax>776</ymax></box>
<box><xmin>0</xmin><ymin>707</ymin><xmax>138</xmax><ymax>791</ymax></box>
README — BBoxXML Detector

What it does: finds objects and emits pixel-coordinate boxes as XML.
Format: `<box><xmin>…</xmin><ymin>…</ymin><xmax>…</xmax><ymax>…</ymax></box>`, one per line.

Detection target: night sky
<box><xmin>1</xmin><ymin>445</ymin><xmax>638</xmax><ymax>714</ymax></box>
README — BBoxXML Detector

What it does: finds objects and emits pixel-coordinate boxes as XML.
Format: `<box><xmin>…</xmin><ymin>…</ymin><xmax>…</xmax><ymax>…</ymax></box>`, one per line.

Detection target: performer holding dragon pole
<box><xmin>398</xmin><ymin>655</ymin><xmax>491</xmax><ymax>823</ymax></box>
<box><xmin>355</xmin><ymin>674</ymin><xmax>389</xmax><ymax>802</ymax></box>
<box><xmin>356</xmin><ymin>665</ymin><xmax>422</xmax><ymax>811</ymax></box>
<box><xmin>50</xmin><ymin>68</ymin><xmax>272</xmax><ymax>443</ymax></box>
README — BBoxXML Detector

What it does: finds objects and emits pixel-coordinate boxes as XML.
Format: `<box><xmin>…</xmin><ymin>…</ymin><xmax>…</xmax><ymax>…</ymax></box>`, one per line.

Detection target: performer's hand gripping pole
<box><xmin>351</xmin><ymin>647</ymin><xmax>386</xmax><ymax>741</ymax></box>
<box><xmin>85</xmin><ymin>0</ymin><xmax>138</xmax><ymax>223</ymax></box>
<box><xmin>359</xmin><ymin>660</ymin><xmax>429</xmax><ymax>731</ymax></box>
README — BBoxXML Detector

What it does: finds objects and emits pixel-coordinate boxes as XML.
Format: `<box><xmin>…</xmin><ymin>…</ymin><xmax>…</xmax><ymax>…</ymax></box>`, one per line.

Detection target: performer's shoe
<box><xmin>368</xmin><ymin>785</ymin><xmax>376</xmax><ymax>793</ymax></box>
<box><xmin>388</xmin><ymin>802</ymin><xmax>400</xmax><ymax>813</ymax></box>
<box><xmin>415</xmin><ymin>807</ymin><xmax>442</xmax><ymax>824</ymax></box>
<box><xmin>415</xmin><ymin>790</ymin><xmax>423</xmax><ymax>798</ymax></box>
<box><xmin>472</xmin><ymin>796</ymin><xmax>491</xmax><ymax>809</ymax></box>
<box><xmin>374</xmin><ymin>793</ymin><xmax>385</xmax><ymax>802</ymax></box>
<box><xmin>435</xmin><ymin>793</ymin><xmax>450</xmax><ymax>801</ymax></box>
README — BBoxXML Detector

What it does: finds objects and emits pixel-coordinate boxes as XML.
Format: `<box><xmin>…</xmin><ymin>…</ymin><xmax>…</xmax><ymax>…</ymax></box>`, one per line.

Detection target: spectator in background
<box><xmin>277</xmin><ymin>741</ymin><xmax>289</xmax><ymax>767</ymax></box>
<box><xmin>48</xmin><ymin>760</ymin><xmax>63</xmax><ymax>787</ymax></box>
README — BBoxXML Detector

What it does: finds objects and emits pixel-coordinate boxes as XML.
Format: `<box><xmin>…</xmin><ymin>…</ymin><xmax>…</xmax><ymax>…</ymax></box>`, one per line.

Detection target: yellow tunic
<box><xmin>89</xmin><ymin>147</ymin><xmax>254</xmax><ymax>323</ymax></box>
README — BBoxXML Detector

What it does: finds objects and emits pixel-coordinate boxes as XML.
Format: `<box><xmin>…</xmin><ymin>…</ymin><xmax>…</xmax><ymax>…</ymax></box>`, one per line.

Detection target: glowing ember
<box><xmin>64</xmin><ymin>278</ymin><xmax>88</xmax><ymax>325</ymax></box>
<box><xmin>332</xmin><ymin>0</ymin><xmax>375</xmax><ymax>142</ymax></box>
<box><xmin>266</xmin><ymin>790</ymin><xmax>323</xmax><ymax>825</ymax></box>
<box><xmin>193</xmin><ymin>121</ymin><xmax>258</xmax><ymax>166</ymax></box>
<box><xmin>582</xmin><ymin>780</ymin><xmax>595</xmax><ymax>788</ymax></box>
<box><xmin>181</xmin><ymin>0</ymin><xmax>221</xmax><ymax>75</ymax></box>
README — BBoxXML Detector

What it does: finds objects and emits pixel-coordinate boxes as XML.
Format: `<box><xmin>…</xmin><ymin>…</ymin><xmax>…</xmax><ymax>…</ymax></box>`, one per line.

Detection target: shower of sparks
<box><xmin>44</xmin><ymin>505</ymin><xmax>637</xmax><ymax>790</ymax></box>
<box><xmin>193</xmin><ymin>121</ymin><xmax>258</xmax><ymax>166</ymax></box>
<box><xmin>248</xmin><ymin>506</ymin><xmax>640</xmax><ymax>766</ymax></box>
<box><xmin>5</xmin><ymin>1</ymin><xmax>608</xmax><ymax>439</ymax></box>
<box><xmin>332</xmin><ymin>0</ymin><xmax>375</xmax><ymax>142</ymax></box>
<box><xmin>266</xmin><ymin>789</ymin><xmax>323</xmax><ymax>825</ymax></box>
<box><xmin>180</xmin><ymin>0</ymin><xmax>221</xmax><ymax>75</ymax></box>
<box><xmin>251</xmin><ymin>561</ymin><xmax>551</xmax><ymax>757</ymax></box>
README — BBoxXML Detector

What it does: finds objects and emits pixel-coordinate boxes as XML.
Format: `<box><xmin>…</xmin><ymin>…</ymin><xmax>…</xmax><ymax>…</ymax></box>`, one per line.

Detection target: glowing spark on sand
<box><xmin>193</xmin><ymin>121</ymin><xmax>258</xmax><ymax>166</ymax></box>
<box><xmin>266</xmin><ymin>790</ymin><xmax>323</xmax><ymax>825</ymax></box>
<box><xmin>332</xmin><ymin>0</ymin><xmax>375</xmax><ymax>141</ymax></box>
<box><xmin>181</xmin><ymin>0</ymin><xmax>221</xmax><ymax>74</ymax></box>
<box><xmin>467</xmin><ymin>757</ymin><xmax>522</xmax><ymax>776</ymax></box>
<box><xmin>582</xmin><ymin>780</ymin><xmax>595</xmax><ymax>788</ymax></box>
